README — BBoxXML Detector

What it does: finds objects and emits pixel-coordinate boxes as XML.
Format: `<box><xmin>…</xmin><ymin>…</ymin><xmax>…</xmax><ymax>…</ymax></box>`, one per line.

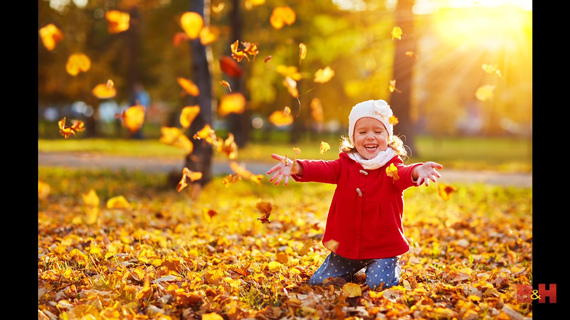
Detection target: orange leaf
<box><xmin>202</xmin><ymin>208</ymin><xmax>218</xmax><ymax>222</ymax></box>
<box><xmin>219</xmin><ymin>56</ymin><xmax>243</xmax><ymax>78</ymax></box>
<box><xmin>177</xmin><ymin>77</ymin><xmax>200</xmax><ymax>96</ymax></box>
<box><xmin>92</xmin><ymin>80</ymin><xmax>117</xmax><ymax>99</ymax></box>
<box><xmin>173</xmin><ymin>32</ymin><xmax>189</xmax><ymax>46</ymax></box>
<box><xmin>389</xmin><ymin>115</ymin><xmax>399</xmax><ymax>125</ymax></box>
<box><xmin>217</xmin><ymin>133</ymin><xmax>238</xmax><ymax>159</ymax></box>
<box><xmin>342</xmin><ymin>283</ymin><xmax>362</xmax><ymax>298</ymax></box>
<box><xmin>177</xmin><ymin>167</ymin><xmax>203</xmax><ymax>192</ymax></box>
<box><xmin>438</xmin><ymin>183</ymin><xmax>457</xmax><ymax>201</ymax></box>
<box><xmin>229</xmin><ymin>161</ymin><xmax>263</xmax><ymax>184</ymax></box>
<box><xmin>219</xmin><ymin>93</ymin><xmax>246</xmax><ymax>116</ymax></box>
<box><xmin>221</xmin><ymin>173</ymin><xmax>241</xmax><ymax>187</ymax></box>
<box><xmin>180</xmin><ymin>11</ymin><xmax>204</xmax><ymax>39</ymax></box>
<box><xmin>105</xmin><ymin>10</ymin><xmax>130</xmax><ymax>34</ymax></box>
<box><xmin>200</xmin><ymin>26</ymin><xmax>219</xmax><ymax>45</ymax></box>
<box><xmin>193</xmin><ymin>124</ymin><xmax>217</xmax><ymax>145</ymax></box>
<box><xmin>65</xmin><ymin>53</ymin><xmax>91</xmax><ymax>76</ymax></box>
<box><xmin>220</xmin><ymin>80</ymin><xmax>232</xmax><ymax>92</ymax></box>
<box><xmin>310</xmin><ymin>98</ymin><xmax>324</xmax><ymax>123</ymax></box>
<box><xmin>256</xmin><ymin>201</ymin><xmax>273</xmax><ymax>224</ymax></box>
<box><xmin>314</xmin><ymin>66</ymin><xmax>335</xmax><ymax>83</ymax></box>
<box><xmin>81</xmin><ymin>189</ymin><xmax>100</xmax><ymax>207</ymax></box>
<box><xmin>39</xmin><ymin>24</ymin><xmax>64</xmax><ymax>51</ymax></box>
<box><xmin>389</xmin><ymin>80</ymin><xmax>402</xmax><ymax>93</ymax></box>
<box><xmin>269</xmin><ymin>107</ymin><xmax>294</xmax><ymax>127</ymax></box>
<box><xmin>120</xmin><ymin>105</ymin><xmax>145</xmax><ymax>133</ymax></box>
<box><xmin>282</xmin><ymin>77</ymin><xmax>299</xmax><ymax>98</ymax></box>
<box><xmin>159</xmin><ymin>127</ymin><xmax>193</xmax><ymax>154</ymax></box>
<box><xmin>323</xmin><ymin>239</ymin><xmax>339</xmax><ymax>252</ymax></box>
<box><xmin>242</xmin><ymin>41</ymin><xmax>259</xmax><ymax>60</ymax></box>
<box><xmin>180</xmin><ymin>105</ymin><xmax>200</xmax><ymax>128</ymax></box>
<box><xmin>264</xmin><ymin>56</ymin><xmax>273</xmax><ymax>63</ymax></box>
<box><xmin>270</xmin><ymin>6</ymin><xmax>296</xmax><ymax>29</ymax></box>
<box><xmin>391</xmin><ymin>26</ymin><xmax>403</xmax><ymax>40</ymax></box>
<box><xmin>58</xmin><ymin>117</ymin><xmax>85</xmax><ymax>139</ymax></box>
<box><xmin>320</xmin><ymin>141</ymin><xmax>330</xmax><ymax>154</ymax></box>
<box><xmin>405</xmin><ymin>51</ymin><xmax>419</xmax><ymax>59</ymax></box>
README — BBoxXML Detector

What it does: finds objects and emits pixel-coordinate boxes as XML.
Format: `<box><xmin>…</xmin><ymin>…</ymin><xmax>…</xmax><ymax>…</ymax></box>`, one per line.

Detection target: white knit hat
<box><xmin>348</xmin><ymin>99</ymin><xmax>394</xmax><ymax>145</ymax></box>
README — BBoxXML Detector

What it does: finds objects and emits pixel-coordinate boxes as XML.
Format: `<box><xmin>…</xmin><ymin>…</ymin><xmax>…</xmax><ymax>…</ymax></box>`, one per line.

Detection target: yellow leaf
<box><xmin>298</xmin><ymin>43</ymin><xmax>307</xmax><ymax>64</ymax></box>
<box><xmin>319</xmin><ymin>141</ymin><xmax>330</xmax><ymax>154</ymax></box>
<box><xmin>199</xmin><ymin>26</ymin><xmax>219</xmax><ymax>45</ymax></box>
<box><xmin>180</xmin><ymin>105</ymin><xmax>200</xmax><ymax>128</ymax></box>
<box><xmin>92</xmin><ymin>81</ymin><xmax>117</xmax><ymax>99</ymax></box>
<box><xmin>482</xmin><ymin>64</ymin><xmax>502</xmax><ymax>77</ymax></box>
<box><xmin>386</xmin><ymin>163</ymin><xmax>400</xmax><ymax>180</ymax></box>
<box><xmin>229</xmin><ymin>161</ymin><xmax>263</xmax><ymax>184</ymax></box>
<box><xmin>342</xmin><ymin>283</ymin><xmax>362</xmax><ymax>298</ymax></box>
<box><xmin>180</xmin><ymin>11</ymin><xmax>204</xmax><ymax>39</ymax></box>
<box><xmin>267</xmin><ymin>261</ymin><xmax>282</xmax><ymax>272</ymax></box>
<box><xmin>193</xmin><ymin>124</ymin><xmax>217</xmax><ymax>145</ymax></box>
<box><xmin>389</xmin><ymin>79</ymin><xmax>402</xmax><ymax>93</ymax></box>
<box><xmin>105</xmin><ymin>10</ymin><xmax>130</xmax><ymax>34</ymax></box>
<box><xmin>121</xmin><ymin>105</ymin><xmax>145</xmax><ymax>133</ymax></box>
<box><xmin>159</xmin><ymin>127</ymin><xmax>193</xmax><ymax>154</ymax></box>
<box><xmin>177</xmin><ymin>77</ymin><xmax>200</xmax><ymax>96</ymax></box>
<box><xmin>323</xmin><ymin>239</ymin><xmax>339</xmax><ymax>252</ymax></box>
<box><xmin>276</xmin><ymin>65</ymin><xmax>302</xmax><ymax>81</ymax></box>
<box><xmin>106</xmin><ymin>195</ymin><xmax>130</xmax><ymax>209</ymax></box>
<box><xmin>438</xmin><ymin>183</ymin><xmax>456</xmax><ymax>201</ymax></box>
<box><xmin>475</xmin><ymin>85</ymin><xmax>495</xmax><ymax>101</ymax></box>
<box><xmin>177</xmin><ymin>167</ymin><xmax>203</xmax><ymax>192</ymax></box>
<box><xmin>270</xmin><ymin>6</ymin><xmax>296</xmax><ymax>29</ymax></box>
<box><xmin>269</xmin><ymin>107</ymin><xmax>294</xmax><ymax>127</ymax></box>
<box><xmin>314</xmin><ymin>66</ymin><xmax>335</xmax><ymax>83</ymax></box>
<box><xmin>58</xmin><ymin>117</ymin><xmax>85</xmax><ymax>139</ymax></box>
<box><xmin>310</xmin><ymin>98</ymin><xmax>324</xmax><ymax>123</ymax></box>
<box><xmin>39</xmin><ymin>24</ymin><xmax>63</xmax><ymax>51</ymax></box>
<box><xmin>65</xmin><ymin>53</ymin><xmax>91</xmax><ymax>76</ymax></box>
<box><xmin>38</xmin><ymin>180</ymin><xmax>51</xmax><ymax>201</ymax></box>
<box><xmin>219</xmin><ymin>93</ymin><xmax>246</xmax><ymax>116</ymax></box>
<box><xmin>82</xmin><ymin>189</ymin><xmax>100</xmax><ymax>207</ymax></box>
<box><xmin>202</xmin><ymin>312</ymin><xmax>224</xmax><ymax>320</ymax></box>
<box><xmin>391</xmin><ymin>26</ymin><xmax>403</xmax><ymax>40</ymax></box>
<box><xmin>217</xmin><ymin>133</ymin><xmax>238</xmax><ymax>159</ymax></box>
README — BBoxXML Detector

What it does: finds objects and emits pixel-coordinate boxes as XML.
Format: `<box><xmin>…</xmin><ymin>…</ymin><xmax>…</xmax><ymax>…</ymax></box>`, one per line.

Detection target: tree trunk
<box><xmin>226</xmin><ymin>0</ymin><xmax>249</xmax><ymax>148</ymax></box>
<box><xmin>184</xmin><ymin>0</ymin><xmax>214</xmax><ymax>189</ymax></box>
<box><xmin>390</xmin><ymin>0</ymin><xmax>418</xmax><ymax>156</ymax></box>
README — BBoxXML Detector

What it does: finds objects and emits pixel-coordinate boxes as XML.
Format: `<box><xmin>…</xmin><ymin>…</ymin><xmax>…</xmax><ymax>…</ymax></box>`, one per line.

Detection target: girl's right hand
<box><xmin>266</xmin><ymin>153</ymin><xmax>295</xmax><ymax>186</ymax></box>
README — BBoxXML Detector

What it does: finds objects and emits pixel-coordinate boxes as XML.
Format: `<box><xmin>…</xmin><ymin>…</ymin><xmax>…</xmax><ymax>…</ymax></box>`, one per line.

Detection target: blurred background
<box><xmin>38</xmin><ymin>0</ymin><xmax>532</xmax><ymax>155</ymax></box>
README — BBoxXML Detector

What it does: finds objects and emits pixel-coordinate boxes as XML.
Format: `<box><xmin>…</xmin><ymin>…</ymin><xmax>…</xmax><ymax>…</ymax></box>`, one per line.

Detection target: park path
<box><xmin>38</xmin><ymin>151</ymin><xmax>532</xmax><ymax>188</ymax></box>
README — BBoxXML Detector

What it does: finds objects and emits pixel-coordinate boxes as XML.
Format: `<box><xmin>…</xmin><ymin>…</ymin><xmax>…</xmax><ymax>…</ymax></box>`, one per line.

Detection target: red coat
<box><xmin>293</xmin><ymin>152</ymin><xmax>422</xmax><ymax>260</ymax></box>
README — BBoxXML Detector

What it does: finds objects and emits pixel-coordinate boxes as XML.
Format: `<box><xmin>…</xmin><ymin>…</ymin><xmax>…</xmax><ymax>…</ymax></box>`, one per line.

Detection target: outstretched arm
<box><xmin>412</xmin><ymin>161</ymin><xmax>443</xmax><ymax>186</ymax></box>
<box><xmin>266</xmin><ymin>154</ymin><xmax>304</xmax><ymax>186</ymax></box>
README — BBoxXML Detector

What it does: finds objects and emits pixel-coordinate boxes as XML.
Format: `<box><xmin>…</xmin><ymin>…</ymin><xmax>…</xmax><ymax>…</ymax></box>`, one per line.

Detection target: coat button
<box><xmin>359</xmin><ymin>169</ymin><xmax>368</xmax><ymax>175</ymax></box>
<box><xmin>356</xmin><ymin>188</ymin><xmax>363</xmax><ymax>197</ymax></box>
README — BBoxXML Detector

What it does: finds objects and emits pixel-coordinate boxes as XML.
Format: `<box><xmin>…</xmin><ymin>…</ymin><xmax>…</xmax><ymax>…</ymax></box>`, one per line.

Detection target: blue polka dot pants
<box><xmin>308</xmin><ymin>252</ymin><xmax>401</xmax><ymax>290</ymax></box>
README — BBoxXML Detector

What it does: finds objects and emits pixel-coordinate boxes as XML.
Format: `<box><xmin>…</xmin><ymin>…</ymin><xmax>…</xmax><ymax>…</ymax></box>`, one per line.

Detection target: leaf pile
<box><xmin>38</xmin><ymin>166</ymin><xmax>532</xmax><ymax>320</ymax></box>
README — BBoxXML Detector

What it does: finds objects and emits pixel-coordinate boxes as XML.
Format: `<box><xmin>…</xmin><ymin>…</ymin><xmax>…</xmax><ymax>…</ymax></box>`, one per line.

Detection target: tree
<box><xmin>390</xmin><ymin>0</ymin><xmax>418</xmax><ymax>156</ymax></box>
<box><xmin>184</xmin><ymin>0</ymin><xmax>214</xmax><ymax>195</ymax></box>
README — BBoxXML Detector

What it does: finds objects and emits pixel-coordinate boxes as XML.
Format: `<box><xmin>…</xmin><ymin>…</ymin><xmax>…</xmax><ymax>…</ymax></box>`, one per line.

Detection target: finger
<box><xmin>284</xmin><ymin>175</ymin><xmax>289</xmax><ymax>186</ymax></box>
<box><xmin>271</xmin><ymin>153</ymin><xmax>285</xmax><ymax>162</ymax></box>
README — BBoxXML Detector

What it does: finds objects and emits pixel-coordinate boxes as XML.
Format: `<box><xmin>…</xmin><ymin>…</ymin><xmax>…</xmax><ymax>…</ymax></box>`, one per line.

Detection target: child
<box><xmin>266</xmin><ymin>99</ymin><xmax>443</xmax><ymax>290</ymax></box>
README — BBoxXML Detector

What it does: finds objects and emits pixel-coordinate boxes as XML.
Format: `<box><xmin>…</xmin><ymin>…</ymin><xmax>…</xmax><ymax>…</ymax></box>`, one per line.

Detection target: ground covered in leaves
<box><xmin>38</xmin><ymin>167</ymin><xmax>532</xmax><ymax>320</ymax></box>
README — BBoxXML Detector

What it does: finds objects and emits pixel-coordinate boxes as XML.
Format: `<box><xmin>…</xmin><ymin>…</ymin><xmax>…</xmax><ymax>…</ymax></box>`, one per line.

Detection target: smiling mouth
<box><xmin>364</xmin><ymin>145</ymin><xmax>378</xmax><ymax>151</ymax></box>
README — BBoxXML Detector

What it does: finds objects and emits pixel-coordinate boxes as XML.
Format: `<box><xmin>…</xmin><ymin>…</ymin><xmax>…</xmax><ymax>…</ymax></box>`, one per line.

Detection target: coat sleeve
<box><xmin>291</xmin><ymin>158</ymin><xmax>342</xmax><ymax>184</ymax></box>
<box><xmin>392</xmin><ymin>159</ymin><xmax>423</xmax><ymax>191</ymax></box>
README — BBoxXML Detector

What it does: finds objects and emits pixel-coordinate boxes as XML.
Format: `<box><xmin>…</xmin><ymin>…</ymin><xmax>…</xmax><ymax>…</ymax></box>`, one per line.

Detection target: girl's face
<box><xmin>353</xmin><ymin>117</ymin><xmax>389</xmax><ymax>159</ymax></box>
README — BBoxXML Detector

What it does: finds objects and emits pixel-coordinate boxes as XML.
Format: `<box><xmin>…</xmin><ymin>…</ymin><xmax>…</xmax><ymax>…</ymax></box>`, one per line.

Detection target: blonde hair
<box><xmin>340</xmin><ymin>135</ymin><xmax>408</xmax><ymax>159</ymax></box>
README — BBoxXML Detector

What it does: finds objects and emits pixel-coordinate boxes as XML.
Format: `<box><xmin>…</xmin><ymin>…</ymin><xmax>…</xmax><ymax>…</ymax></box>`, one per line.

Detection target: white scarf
<box><xmin>348</xmin><ymin>147</ymin><xmax>395</xmax><ymax>170</ymax></box>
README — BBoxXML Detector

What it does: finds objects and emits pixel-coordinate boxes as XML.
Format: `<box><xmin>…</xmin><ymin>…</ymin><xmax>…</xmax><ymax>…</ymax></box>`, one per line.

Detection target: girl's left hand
<box><xmin>266</xmin><ymin>153</ymin><xmax>294</xmax><ymax>186</ymax></box>
<box><xmin>414</xmin><ymin>161</ymin><xmax>443</xmax><ymax>186</ymax></box>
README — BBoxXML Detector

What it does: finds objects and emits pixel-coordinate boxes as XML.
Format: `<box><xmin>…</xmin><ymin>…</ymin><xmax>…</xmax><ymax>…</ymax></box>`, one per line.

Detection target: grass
<box><xmin>38</xmin><ymin>134</ymin><xmax>532</xmax><ymax>172</ymax></box>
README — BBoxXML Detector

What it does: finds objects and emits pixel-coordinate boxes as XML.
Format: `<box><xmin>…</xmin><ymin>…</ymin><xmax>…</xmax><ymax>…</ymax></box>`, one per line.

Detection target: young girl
<box><xmin>266</xmin><ymin>99</ymin><xmax>443</xmax><ymax>290</ymax></box>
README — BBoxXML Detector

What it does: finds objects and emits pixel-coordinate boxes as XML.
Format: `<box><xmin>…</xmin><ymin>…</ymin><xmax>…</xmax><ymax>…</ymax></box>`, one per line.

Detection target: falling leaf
<box><xmin>269</xmin><ymin>107</ymin><xmax>294</xmax><ymax>127</ymax></box>
<box><xmin>177</xmin><ymin>77</ymin><xmax>200</xmax><ymax>97</ymax></box>
<box><xmin>105</xmin><ymin>10</ymin><xmax>130</xmax><ymax>34</ymax></box>
<box><xmin>299</xmin><ymin>43</ymin><xmax>307</xmax><ymax>64</ymax></box>
<box><xmin>438</xmin><ymin>183</ymin><xmax>457</xmax><ymax>201</ymax></box>
<box><xmin>58</xmin><ymin>117</ymin><xmax>85</xmax><ymax>139</ymax></box>
<box><xmin>220</xmin><ymin>80</ymin><xmax>232</xmax><ymax>92</ymax></box>
<box><xmin>320</xmin><ymin>141</ymin><xmax>330</xmax><ymax>154</ymax></box>
<box><xmin>177</xmin><ymin>167</ymin><xmax>203</xmax><ymax>192</ymax></box>
<box><xmin>220</xmin><ymin>56</ymin><xmax>243</xmax><ymax>78</ymax></box>
<box><xmin>180</xmin><ymin>11</ymin><xmax>204</xmax><ymax>39</ymax></box>
<box><xmin>310</xmin><ymin>98</ymin><xmax>324</xmax><ymax>123</ymax></box>
<box><xmin>173</xmin><ymin>32</ymin><xmax>189</xmax><ymax>46</ymax></box>
<box><xmin>264</xmin><ymin>56</ymin><xmax>273</xmax><ymax>63</ymax></box>
<box><xmin>270</xmin><ymin>6</ymin><xmax>296</xmax><ymax>29</ymax></box>
<box><xmin>256</xmin><ymin>201</ymin><xmax>273</xmax><ymax>224</ymax></box>
<box><xmin>276</xmin><ymin>65</ymin><xmax>302</xmax><ymax>80</ymax></box>
<box><xmin>219</xmin><ymin>93</ymin><xmax>246</xmax><ymax>116</ymax></box>
<box><xmin>293</xmin><ymin>147</ymin><xmax>301</xmax><ymax>155</ymax></box>
<box><xmin>391</xmin><ymin>26</ymin><xmax>403</xmax><ymax>40</ymax></box>
<box><xmin>221</xmin><ymin>173</ymin><xmax>241</xmax><ymax>187</ymax></box>
<box><xmin>119</xmin><ymin>105</ymin><xmax>145</xmax><ymax>133</ymax></box>
<box><xmin>106</xmin><ymin>195</ymin><xmax>130</xmax><ymax>209</ymax></box>
<box><xmin>475</xmin><ymin>85</ymin><xmax>495</xmax><ymax>101</ymax></box>
<box><xmin>159</xmin><ymin>127</ymin><xmax>193</xmax><ymax>154</ymax></box>
<box><xmin>230</xmin><ymin>40</ymin><xmax>248</xmax><ymax>62</ymax></box>
<box><xmin>180</xmin><ymin>105</ymin><xmax>200</xmax><ymax>128</ymax></box>
<box><xmin>405</xmin><ymin>51</ymin><xmax>418</xmax><ymax>59</ymax></box>
<box><xmin>92</xmin><ymin>81</ymin><xmax>117</xmax><ymax>99</ymax></box>
<box><xmin>323</xmin><ymin>239</ymin><xmax>339</xmax><ymax>252</ymax></box>
<box><xmin>217</xmin><ymin>133</ymin><xmax>238</xmax><ymax>159</ymax></box>
<box><xmin>242</xmin><ymin>42</ymin><xmax>259</xmax><ymax>60</ymax></box>
<box><xmin>229</xmin><ymin>161</ymin><xmax>263</xmax><ymax>184</ymax></box>
<box><xmin>282</xmin><ymin>77</ymin><xmax>299</xmax><ymax>98</ymax></box>
<box><xmin>342</xmin><ymin>283</ymin><xmax>362</xmax><ymax>298</ymax></box>
<box><xmin>314</xmin><ymin>67</ymin><xmax>335</xmax><ymax>83</ymax></box>
<box><xmin>65</xmin><ymin>53</ymin><xmax>91</xmax><ymax>76</ymax></box>
<box><xmin>193</xmin><ymin>124</ymin><xmax>217</xmax><ymax>145</ymax></box>
<box><xmin>389</xmin><ymin>115</ymin><xmax>399</xmax><ymax>125</ymax></box>
<box><xmin>389</xmin><ymin>80</ymin><xmax>402</xmax><ymax>93</ymax></box>
<box><xmin>39</xmin><ymin>24</ymin><xmax>64</xmax><ymax>51</ymax></box>
<box><xmin>200</xmin><ymin>26</ymin><xmax>219</xmax><ymax>45</ymax></box>
<box><xmin>202</xmin><ymin>208</ymin><xmax>218</xmax><ymax>222</ymax></box>
<box><xmin>482</xmin><ymin>64</ymin><xmax>502</xmax><ymax>77</ymax></box>
<box><xmin>386</xmin><ymin>163</ymin><xmax>400</xmax><ymax>180</ymax></box>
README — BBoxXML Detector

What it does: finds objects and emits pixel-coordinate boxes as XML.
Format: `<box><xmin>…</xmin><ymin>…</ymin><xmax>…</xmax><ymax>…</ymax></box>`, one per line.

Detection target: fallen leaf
<box><xmin>342</xmin><ymin>283</ymin><xmax>362</xmax><ymax>298</ymax></box>
<box><xmin>256</xmin><ymin>201</ymin><xmax>272</xmax><ymax>224</ymax></box>
<box><xmin>38</xmin><ymin>180</ymin><xmax>51</xmax><ymax>201</ymax></box>
<box><xmin>106</xmin><ymin>195</ymin><xmax>130</xmax><ymax>209</ymax></box>
<box><xmin>323</xmin><ymin>239</ymin><xmax>339</xmax><ymax>252</ymax></box>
